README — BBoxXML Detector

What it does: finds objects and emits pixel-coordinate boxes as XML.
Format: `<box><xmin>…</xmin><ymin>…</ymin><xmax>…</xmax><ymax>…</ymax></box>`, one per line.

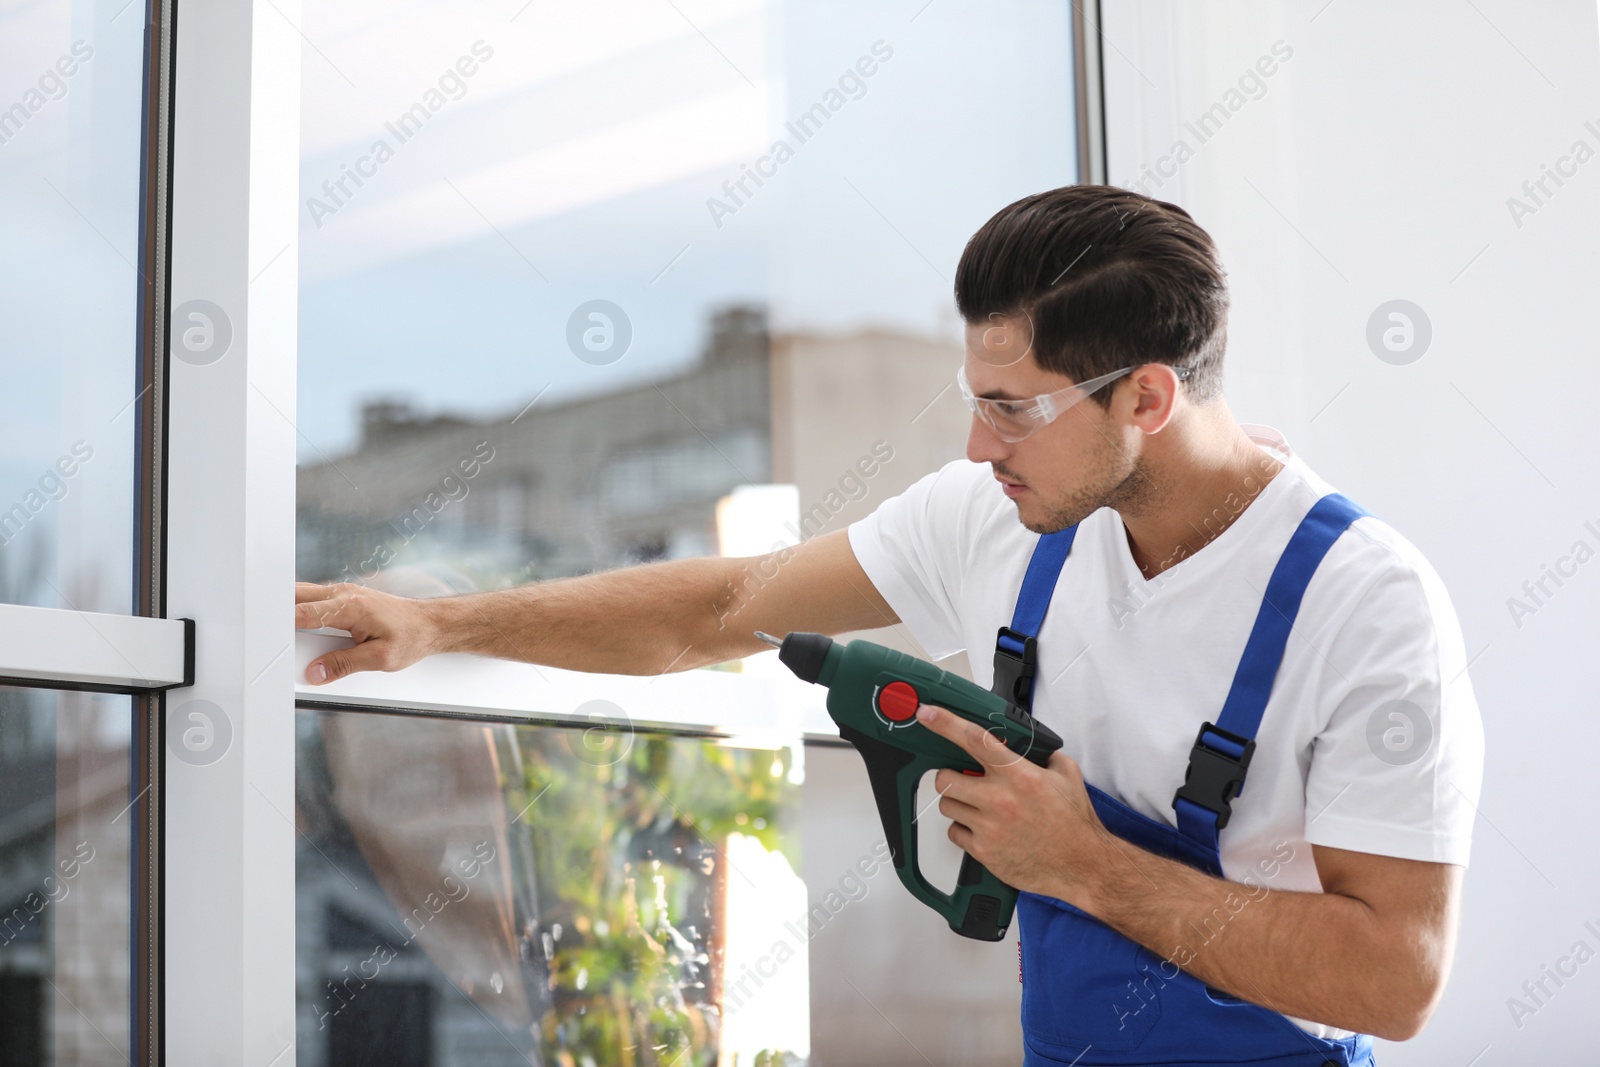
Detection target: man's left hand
<box><xmin>920</xmin><ymin>703</ymin><xmax>1112</xmax><ymax>908</ymax></box>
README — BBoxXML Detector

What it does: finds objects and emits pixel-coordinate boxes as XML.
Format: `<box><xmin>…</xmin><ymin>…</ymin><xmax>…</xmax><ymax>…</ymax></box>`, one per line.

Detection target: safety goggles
<box><xmin>956</xmin><ymin>362</ymin><xmax>1193</xmax><ymax>443</ymax></box>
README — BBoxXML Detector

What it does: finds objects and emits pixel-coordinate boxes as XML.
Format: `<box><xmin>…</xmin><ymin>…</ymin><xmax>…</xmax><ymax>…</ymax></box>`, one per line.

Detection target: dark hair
<box><xmin>954</xmin><ymin>185</ymin><xmax>1228</xmax><ymax>407</ymax></box>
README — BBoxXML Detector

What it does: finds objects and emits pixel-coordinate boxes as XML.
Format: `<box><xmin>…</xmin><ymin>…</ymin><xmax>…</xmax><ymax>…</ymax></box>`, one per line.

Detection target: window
<box><xmin>9</xmin><ymin>0</ymin><xmax>1091</xmax><ymax>1060</ymax></box>
<box><xmin>0</xmin><ymin>0</ymin><xmax>150</xmax><ymax>615</ymax></box>
<box><xmin>0</xmin><ymin>0</ymin><xmax>167</xmax><ymax>1062</ymax></box>
<box><xmin>0</xmin><ymin>688</ymin><xmax>135</xmax><ymax>1065</ymax></box>
<box><xmin>296</xmin><ymin>707</ymin><xmax>805</xmax><ymax>1065</ymax></box>
<box><xmin>289</xmin><ymin>3</ymin><xmax>1087</xmax><ymax>1065</ymax></box>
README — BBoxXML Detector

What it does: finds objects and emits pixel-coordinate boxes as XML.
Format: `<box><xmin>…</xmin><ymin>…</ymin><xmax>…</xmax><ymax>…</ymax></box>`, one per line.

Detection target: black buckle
<box><xmin>991</xmin><ymin>626</ymin><xmax>1038</xmax><ymax>707</ymax></box>
<box><xmin>1172</xmin><ymin>722</ymin><xmax>1256</xmax><ymax>829</ymax></box>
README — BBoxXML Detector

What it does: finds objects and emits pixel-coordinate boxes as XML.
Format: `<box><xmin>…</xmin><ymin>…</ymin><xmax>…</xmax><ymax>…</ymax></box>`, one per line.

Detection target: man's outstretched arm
<box><xmin>295</xmin><ymin>528</ymin><xmax>898</xmax><ymax>683</ymax></box>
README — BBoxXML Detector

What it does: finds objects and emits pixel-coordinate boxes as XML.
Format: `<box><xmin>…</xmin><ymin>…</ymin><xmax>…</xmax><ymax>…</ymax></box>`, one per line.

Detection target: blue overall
<box><xmin>994</xmin><ymin>493</ymin><xmax>1377</xmax><ymax>1067</ymax></box>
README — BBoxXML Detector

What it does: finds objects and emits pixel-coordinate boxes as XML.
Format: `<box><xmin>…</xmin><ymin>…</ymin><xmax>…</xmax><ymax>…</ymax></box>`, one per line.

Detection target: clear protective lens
<box><xmin>957</xmin><ymin>363</ymin><xmax>1145</xmax><ymax>442</ymax></box>
<box><xmin>957</xmin><ymin>365</ymin><xmax>1040</xmax><ymax>441</ymax></box>
<box><xmin>982</xmin><ymin>397</ymin><xmax>1043</xmax><ymax>441</ymax></box>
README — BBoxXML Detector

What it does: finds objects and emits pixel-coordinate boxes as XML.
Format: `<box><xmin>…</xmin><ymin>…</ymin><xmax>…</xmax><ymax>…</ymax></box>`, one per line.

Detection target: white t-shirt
<box><xmin>848</xmin><ymin>433</ymin><xmax>1484</xmax><ymax>1036</ymax></box>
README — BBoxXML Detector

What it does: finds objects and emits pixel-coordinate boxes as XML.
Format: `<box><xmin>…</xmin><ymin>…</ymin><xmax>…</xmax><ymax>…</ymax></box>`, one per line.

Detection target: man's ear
<box><xmin>1124</xmin><ymin>365</ymin><xmax>1183</xmax><ymax>433</ymax></box>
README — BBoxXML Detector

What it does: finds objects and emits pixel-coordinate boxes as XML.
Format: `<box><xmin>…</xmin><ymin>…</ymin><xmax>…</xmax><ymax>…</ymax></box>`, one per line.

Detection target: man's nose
<box><xmin>966</xmin><ymin>416</ymin><xmax>1011</xmax><ymax>466</ymax></box>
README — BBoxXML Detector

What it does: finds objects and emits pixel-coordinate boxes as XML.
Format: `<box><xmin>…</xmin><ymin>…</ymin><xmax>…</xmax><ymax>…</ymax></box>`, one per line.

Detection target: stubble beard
<box><xmin>1015</xmin><ymin>431</ymin><xmax>1161</xmax><ymax>536</ymax></box>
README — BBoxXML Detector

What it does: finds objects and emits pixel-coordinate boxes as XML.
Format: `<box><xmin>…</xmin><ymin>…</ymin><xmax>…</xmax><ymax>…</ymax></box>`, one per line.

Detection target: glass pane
<box><xmin>295</xmin><ymin>707</ymin><xmax>806</xmax><ymax>1066</ymax></box>
<box><xmin>295</xmin><ymin>1</ymin><xmax>1077</xmax><ymax>594</ymax></box>
<box><xmin>0</xmin><ymin>0</ymin><xmax>147</xmax><ymax>613</ymax></box>
<box><xmin>0</xmin><ymin>687</ymin><xmax>136</xmax><ymax>1065</ymax></box>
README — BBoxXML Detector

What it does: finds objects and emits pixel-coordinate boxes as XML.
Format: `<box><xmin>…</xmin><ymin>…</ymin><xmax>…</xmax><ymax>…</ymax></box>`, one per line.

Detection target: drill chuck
<box><xmin>779</xmin><ymin>632</ymin><xmax>833</xmax><ymax>684</ymax></box>
<box><xmin>754</xmin><ymin>630</ymin><xmax>835</xmax><ymax>685</ymax></box>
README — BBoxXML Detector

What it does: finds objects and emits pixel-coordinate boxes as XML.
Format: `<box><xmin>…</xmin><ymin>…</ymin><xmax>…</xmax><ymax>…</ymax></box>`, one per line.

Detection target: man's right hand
<box><xmin>295</xmin><ymin>582</ymin><xmax>441</xmax><ymax>685</ymax></box>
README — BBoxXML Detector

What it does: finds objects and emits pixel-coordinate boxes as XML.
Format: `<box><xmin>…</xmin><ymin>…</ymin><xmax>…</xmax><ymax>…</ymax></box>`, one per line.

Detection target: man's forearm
<box><xmin>299</xmin><ymin>528</ymin><xmax>894</xmax><ymax>684</ymax></box>
<box><xmin>424</xmin><ymin>556</ymin><xmax>758</xmax><ymax>675</ymax></box>
<box><xmin>1064</xmin><ymin>833</ymin><xmax>1449</xmax><ymax>1040</ymax></box>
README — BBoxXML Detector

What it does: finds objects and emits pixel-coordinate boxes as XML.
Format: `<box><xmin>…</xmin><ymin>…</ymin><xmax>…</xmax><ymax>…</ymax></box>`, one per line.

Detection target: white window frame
<box><xmin>162</xmin><ymin>0</ymin><xmax>302</xmax><ymax>1061</ymax></box>
<box><xmin>0</xmin><ymin>606</ymin><xmax>189</xmax><ymax>692</ymax></box>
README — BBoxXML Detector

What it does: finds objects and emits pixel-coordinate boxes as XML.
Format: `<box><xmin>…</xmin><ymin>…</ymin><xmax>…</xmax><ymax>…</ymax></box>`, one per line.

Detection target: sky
<box><xmin>294</xmin><ymin>0</ymin><xmax>1079</xmax><ymax>461</ymax></box>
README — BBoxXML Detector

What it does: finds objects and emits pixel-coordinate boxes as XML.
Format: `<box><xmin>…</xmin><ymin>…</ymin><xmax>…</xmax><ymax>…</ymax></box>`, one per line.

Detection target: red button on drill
<box><xmin>877</xmin><ymin>681</ymin><xmax>920</xmax><ymax>722</ymax></box>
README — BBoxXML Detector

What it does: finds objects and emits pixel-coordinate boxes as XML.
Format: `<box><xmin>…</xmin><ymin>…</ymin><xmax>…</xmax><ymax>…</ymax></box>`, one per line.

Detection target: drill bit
<box><xmin>753</xmin><ymin>631</ymin><xmax>783</xmax><ymax>649</ymax></box>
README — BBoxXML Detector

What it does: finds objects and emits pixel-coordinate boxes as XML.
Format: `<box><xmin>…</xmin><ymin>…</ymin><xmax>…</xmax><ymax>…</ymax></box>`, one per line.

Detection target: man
<box><xmin>297</xmin><ymin>186</ymin><xmax>1483</xmax><ymax>1065</ymax></box>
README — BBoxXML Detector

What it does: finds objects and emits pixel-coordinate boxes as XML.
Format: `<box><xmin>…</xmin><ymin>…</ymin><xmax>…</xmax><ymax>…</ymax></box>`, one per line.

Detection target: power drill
<box><xmin>757</xmin><ymin>630</ymin><xmax>1062</xmax><ymax>941</ymax></box>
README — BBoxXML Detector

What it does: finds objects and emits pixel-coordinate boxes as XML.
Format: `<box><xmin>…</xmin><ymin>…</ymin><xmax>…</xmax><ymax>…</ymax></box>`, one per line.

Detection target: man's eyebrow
<box><xmin>965</xmin><ymin>373</ymin><xmax>1032</xmax><ymax>401</ymax></box>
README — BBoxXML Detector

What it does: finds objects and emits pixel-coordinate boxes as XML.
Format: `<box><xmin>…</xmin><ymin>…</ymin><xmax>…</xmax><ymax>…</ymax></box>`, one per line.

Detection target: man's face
<box><xmin>961</xmin><ymin>316</ymin><xmax>1144</xmax><ymax>534</ymax></box>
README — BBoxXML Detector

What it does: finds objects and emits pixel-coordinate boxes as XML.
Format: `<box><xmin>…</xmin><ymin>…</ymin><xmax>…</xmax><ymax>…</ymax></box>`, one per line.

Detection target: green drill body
<box><xmin>763</xmin><ymin>630</ymin><xmax>1063</xmax><ymax>941</ymax></box>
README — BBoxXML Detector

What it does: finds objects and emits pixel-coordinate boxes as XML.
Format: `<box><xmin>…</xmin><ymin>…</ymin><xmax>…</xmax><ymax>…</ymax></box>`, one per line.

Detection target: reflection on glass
<box><xmin>0</xmin><ymin>687</ymin><xmax>134</xmax><ymax>1065</ymax></box>
<box><xmin>295</xmin><ymin>707</ymin><xmax>805</xmax><ymax>1066</ymax></box>
<box><xmin>294</xmin><ymin>2</ymin><xmax>1076</xmax><ymax>594</ymax></box>
<box><xmin>0</xmin><ymin>0</ymin><xmax>146</xmax><ymax>613</ymax></box>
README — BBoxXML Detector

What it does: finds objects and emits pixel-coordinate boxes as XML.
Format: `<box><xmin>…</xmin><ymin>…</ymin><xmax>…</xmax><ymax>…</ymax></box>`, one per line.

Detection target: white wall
<box><xmin>1102</xmin><ymin>2</ymin><xmax>1600</xmax><ymax>1063</ymax></box>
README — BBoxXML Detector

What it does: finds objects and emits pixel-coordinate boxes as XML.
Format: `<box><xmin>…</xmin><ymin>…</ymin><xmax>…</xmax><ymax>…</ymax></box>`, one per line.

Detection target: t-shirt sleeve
<box><xmin>846</xmin><ymin>460</ymin><xmax>983</xmax><ymax>661</ymax></box>
<box><xmin>1301</xmin><ymin>548</ymin><xmax>1485</xmax><ymax>867</ymax></box>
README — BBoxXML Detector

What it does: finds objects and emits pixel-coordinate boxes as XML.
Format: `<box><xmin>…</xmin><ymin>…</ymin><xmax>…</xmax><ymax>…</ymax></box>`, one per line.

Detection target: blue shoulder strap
<box><xmin>1172</xmin><ymin>492</ymin><xmax>1370</xmax><ymax>852</ymax></box>
<box><xmin>992</xmin><ymin>526</ymin><xmax>1077</xmax><ymax>709</ymax></box>
<box><xmin>1003</xmin><ymin>527</ymin><xmax>1078</xmax><ymax>653</ymax></box>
